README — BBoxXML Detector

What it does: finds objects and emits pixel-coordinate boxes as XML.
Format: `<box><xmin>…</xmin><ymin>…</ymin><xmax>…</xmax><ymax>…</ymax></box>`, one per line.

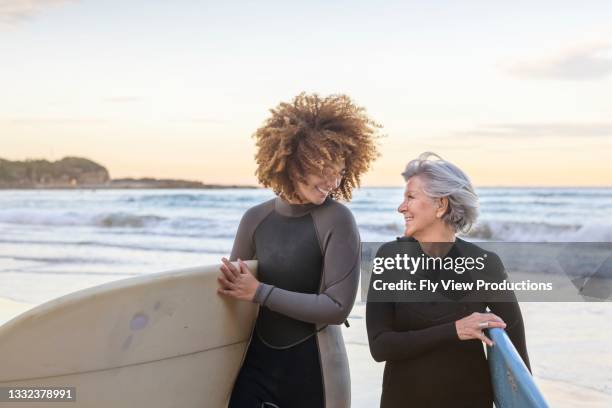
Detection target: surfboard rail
<box><xmin>487</xmin><ymin>327</ymin><xmax>549</xmax><ymax>408</ymax></box>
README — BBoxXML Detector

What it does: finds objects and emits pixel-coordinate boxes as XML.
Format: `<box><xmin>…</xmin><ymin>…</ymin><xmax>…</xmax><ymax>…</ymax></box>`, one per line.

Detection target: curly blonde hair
<box><xmin>253</xmin><ymin>93</ymin><xmax>380</xmax><ymax>201</ymax></box>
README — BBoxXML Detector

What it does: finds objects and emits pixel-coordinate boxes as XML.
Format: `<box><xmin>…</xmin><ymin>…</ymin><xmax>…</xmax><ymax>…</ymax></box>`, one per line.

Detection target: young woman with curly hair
<box><xmin>217</xmin><ymin>93</ymin><xmax>379</xmax><ymax>408</ymax></box>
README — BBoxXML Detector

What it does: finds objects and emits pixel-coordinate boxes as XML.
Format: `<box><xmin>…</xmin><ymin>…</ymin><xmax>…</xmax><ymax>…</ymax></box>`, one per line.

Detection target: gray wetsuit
<box><xmin>228</xmin><ymin>196</ymin><xmax>360</xmax><ymax>408</ymax></box>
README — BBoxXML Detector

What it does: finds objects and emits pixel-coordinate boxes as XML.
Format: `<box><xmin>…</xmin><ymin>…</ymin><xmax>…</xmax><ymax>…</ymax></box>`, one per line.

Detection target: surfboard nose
<box><xmin>487</xmin><ymin>328</ymin><xmax>549</xmax><ymax>408</ymax></box>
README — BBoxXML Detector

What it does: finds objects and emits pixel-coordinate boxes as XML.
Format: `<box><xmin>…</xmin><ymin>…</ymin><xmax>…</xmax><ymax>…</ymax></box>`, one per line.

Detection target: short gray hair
<box><xmin>401</xmin><ymin>152</ymin><xmax>478</xmax><ymax>233</ymax></box>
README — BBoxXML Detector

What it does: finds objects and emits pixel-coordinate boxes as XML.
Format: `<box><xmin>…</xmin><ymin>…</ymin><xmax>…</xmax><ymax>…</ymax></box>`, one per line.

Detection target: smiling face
<box><xmin>294</xmin><ymin>160</ymin><xmax>346</xmax><ymax>205</ymax></box>
<box><xmin>397</xmin><ymin>176</ymin><xmax>445</xmax><ymax>240</ymax></box>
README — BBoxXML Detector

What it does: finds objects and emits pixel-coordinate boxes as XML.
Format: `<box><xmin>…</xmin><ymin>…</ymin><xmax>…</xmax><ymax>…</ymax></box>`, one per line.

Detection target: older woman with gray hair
<box><xmin>366</xmin><ymin>152</ymin><xmax>530</xmax><ymax>407</ymax></box>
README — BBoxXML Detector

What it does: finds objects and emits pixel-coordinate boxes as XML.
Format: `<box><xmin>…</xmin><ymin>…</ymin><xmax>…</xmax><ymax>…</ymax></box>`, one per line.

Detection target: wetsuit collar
<box><xmin>274</xmin><ymin>196</ymin><xmax>329</xmax><ymax>217</ymax></box>
<box><xmin>397</xmin><ymin>235</ymin><xmax>465</xmax><ymax>258</ymax></box>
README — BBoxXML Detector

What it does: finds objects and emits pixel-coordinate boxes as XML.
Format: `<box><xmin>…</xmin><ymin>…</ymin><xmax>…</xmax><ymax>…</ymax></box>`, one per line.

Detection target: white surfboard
<box><xmin>0</xmin><ymin>261</ymin><xmax>258</xmax><ymax>408</ymax></box>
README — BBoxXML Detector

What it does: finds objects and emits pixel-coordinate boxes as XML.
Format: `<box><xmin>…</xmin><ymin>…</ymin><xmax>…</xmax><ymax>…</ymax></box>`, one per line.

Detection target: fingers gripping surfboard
<box><xmin>0</xmin><ymin>261</ymin><xmax>258</xmax><ymax>408</ymax></box>
<box><xmin>487</xmin><ymin>327</ymin><xmax>549</xmax><ymax>408</ymax></box>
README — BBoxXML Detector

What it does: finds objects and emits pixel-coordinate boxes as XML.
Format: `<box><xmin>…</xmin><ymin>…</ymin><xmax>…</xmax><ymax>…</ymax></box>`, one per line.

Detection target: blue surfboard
<box><xmin>487</xmin><ymin>328</ymin><xmax>549</xmax><ymax>408</ymax></box>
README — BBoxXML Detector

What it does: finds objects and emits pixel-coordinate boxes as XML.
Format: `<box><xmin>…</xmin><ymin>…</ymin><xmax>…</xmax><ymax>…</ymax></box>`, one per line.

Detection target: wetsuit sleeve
<box><xmin>229</xmin><ymin>200</ymin><xmax>274</xmax><ymax>263</ymax></box>
<box><xmin>485</xmin><ymin>254</ymin><xmax>532</xmax><ymax>372</ymax></box>
<box><xmin>366</xmin><ymin>302</ymin><xmax>459</xmax><ymax>362</ymax></box>
<box><xmin>252</xmin><ymin>204</ymin><xmax>360</xmax><ymax>325</ymax></box>
<box><xmin>229</xmin><ymin>208</ymin><xmax>256</xmax><ymax>261</ymax></box>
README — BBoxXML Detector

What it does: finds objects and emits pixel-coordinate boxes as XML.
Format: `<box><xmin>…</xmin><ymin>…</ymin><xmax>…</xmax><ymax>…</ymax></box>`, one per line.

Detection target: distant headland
<box><xmin>0</xmin><ymin>157</ymin><xmax>256</xmax><ymax>189</ymax></box>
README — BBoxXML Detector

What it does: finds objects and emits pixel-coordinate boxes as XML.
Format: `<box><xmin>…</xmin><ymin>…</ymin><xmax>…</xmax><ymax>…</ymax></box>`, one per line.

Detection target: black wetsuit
<box><xmin>228</xmin><ymin>197</ymin><xmax>360</xmax><ymax>408</ymax></box>
<box><xmin>366</xmin><ymin>237</ymin><xmax>531</xmax><ymax>408</ymax></box>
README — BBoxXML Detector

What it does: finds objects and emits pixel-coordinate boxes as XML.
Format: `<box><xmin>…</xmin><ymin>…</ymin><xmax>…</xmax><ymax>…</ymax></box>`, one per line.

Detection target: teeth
<box><xmin>316</xmin><ymin>186</ymin><xmax>329</xmax><ymax>194</ymax></box>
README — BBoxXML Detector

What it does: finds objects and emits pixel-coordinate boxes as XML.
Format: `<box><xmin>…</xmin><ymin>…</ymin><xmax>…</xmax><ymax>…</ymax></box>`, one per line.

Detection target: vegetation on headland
<box><xmin>0</xmin><ymin>157</ymin><xmax>109</xmax><ymax>188</ymax></box>
<box><xmin>0</xmin><ymin>157</ymin><xmax>255</xmax><ymax>189</ymax></box>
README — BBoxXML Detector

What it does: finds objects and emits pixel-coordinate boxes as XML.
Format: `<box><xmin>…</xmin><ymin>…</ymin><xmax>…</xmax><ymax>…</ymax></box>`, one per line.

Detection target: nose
<box><xmin>398</xmin><ymin>199</ymin><xmax>407</xmax><ymax>214</ymax></box>
<box><xmin>324</xmin><ymin>174</ymin><xmax>341</xmax><ymax>190</ymax></box>
<box><xmin>333</xmin><ymin>175</ymin><xmax>341</xmax><ymax>188</ymax></box>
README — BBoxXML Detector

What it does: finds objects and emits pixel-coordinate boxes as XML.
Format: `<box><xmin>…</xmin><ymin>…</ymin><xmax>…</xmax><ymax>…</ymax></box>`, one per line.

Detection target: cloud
<box><xmin>169</xmin><ymin>118</ymin><xmax>230</xmax><ymax>124</ymax></box>
<box><xmin>504</xmin><ymin>41</ymin><xmax>612</xmax><ymax>80</ymax></box>
<box><xmin>455</xmin><ymin>122</ymin><xmax>612</xmax><ymax>138</ymax></box>
<box><xmin>103</xmin><ymin>97</ymin><xmax>142</xmax><ymax>103</ymax></box>
<box><xmin>4</xmin><ymin>118</ymin><xmax>106</xmax><ymax>125</ymax></box>
<box><xmin>0</xmin><ymin>0</ymin><xmax>73</xmax><ymax>25</ymax></box>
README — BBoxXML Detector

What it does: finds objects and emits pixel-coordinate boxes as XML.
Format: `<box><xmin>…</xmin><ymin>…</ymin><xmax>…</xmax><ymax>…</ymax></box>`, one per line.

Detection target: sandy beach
<box><xmin>1</xmin><ymin>296</ymin><xmax>610</xmax><ymax>407</ymax></box>
<box><xmin>343</xmin><ymin>302</ymin><xmax>612</xmax><ymax>408</ymax></box>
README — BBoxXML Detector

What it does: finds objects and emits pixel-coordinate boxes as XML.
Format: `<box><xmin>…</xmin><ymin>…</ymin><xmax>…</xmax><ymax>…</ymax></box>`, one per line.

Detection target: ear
<box><xmin>436</xmin><ymin>197</ymin><xmax>449</xmax><ymax>218</ymax></box>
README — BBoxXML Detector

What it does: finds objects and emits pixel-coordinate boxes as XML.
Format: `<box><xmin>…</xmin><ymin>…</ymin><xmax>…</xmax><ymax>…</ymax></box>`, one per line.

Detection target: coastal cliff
<box><xmin>0</xmin><ymin>157</ymin><xmax>110</xmax><ymax>188</ymax></box>
<box><xmin>0</xmin><ymin>157</ymin><xmax>253</xmax><ymax>189</ymax></box>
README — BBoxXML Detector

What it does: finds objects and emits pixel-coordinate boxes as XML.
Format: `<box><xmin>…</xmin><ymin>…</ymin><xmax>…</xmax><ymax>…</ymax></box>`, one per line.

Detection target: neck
<box><xmin>412</xmin><ymin>223</ymin><xmax>456</xmax><ymax>257</ymax></box>
<box><xmin>280</xmin><ymin>194</ymin><xmax>316</xmax><ymax>206</ymax></box>
<box><xmin>281</xmin><ymin>193</ymin><xmax>307</xmax><ymax>205</ymax></box>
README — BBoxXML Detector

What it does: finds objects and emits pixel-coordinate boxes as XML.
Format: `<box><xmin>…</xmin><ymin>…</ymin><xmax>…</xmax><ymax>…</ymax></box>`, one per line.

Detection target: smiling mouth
<box><xmin>316</xmin><ymin>186</ymin><xmax>329</xmax><ymax>195</ymax></box>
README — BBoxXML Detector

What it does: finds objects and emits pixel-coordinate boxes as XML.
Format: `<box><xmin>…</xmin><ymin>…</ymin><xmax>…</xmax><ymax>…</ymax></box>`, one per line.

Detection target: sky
<box><xmin>1</xmin><ymin>0</ymin><xmax>611</xmax><ymax>186</ymax></box>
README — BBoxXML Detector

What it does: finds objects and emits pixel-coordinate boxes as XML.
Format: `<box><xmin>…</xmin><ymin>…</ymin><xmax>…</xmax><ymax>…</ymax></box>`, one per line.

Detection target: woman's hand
<box><xmin>455</xmin><ymin>312</ymin><xmax>506</xmax><ymax>346</ymax></box>
<box><xmin>217</xmin><ymin>257</ymin><xmax>260</xmax><ymax>302</ymax></box>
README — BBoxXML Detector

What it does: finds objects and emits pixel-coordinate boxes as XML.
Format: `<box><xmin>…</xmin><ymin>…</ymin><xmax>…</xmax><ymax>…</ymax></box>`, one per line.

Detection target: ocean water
<box><xmin>0</xmin><ymin>187</ymin><xmax>611</xmax><ymax>399</ymax></box>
